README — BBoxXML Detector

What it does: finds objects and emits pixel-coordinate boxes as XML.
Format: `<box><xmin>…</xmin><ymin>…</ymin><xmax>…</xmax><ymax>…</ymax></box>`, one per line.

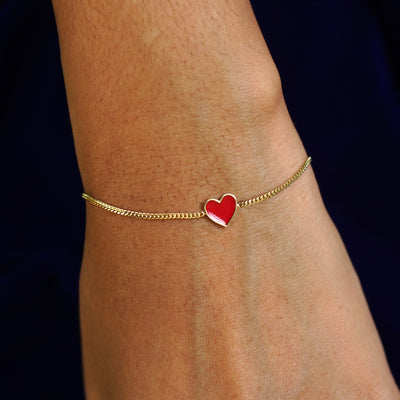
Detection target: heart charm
<box><xmin>204</xmin><ymin>193</ymin><xmax>238</xmax><ymax>227</ymax></box>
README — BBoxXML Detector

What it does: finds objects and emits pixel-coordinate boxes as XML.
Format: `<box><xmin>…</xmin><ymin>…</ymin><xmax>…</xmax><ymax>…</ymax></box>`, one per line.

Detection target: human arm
<box><xmin>51</xmin><ymin>1</ymin><xmax>400</xmax><ymax>398</ymax></box>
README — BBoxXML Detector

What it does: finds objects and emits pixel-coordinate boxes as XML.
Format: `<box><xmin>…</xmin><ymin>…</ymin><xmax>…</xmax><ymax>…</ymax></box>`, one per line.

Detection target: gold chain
<box><xmin>82</xmin><ymin>156</ymin><xmax>311</xmax><ymax>220</ymax></box>
<box><xmin>237</xmin><ymin>156</ymin><xmax>311</xmax><ymax>208</ymax></box>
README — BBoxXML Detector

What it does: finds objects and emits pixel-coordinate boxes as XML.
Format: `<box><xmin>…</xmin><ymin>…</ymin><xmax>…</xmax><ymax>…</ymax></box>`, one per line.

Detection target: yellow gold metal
<box><xmin>236</xmin><ymin>156</ymin><xmax>312</xmax><ymax>208</ymax></box>
<box><xmin>82</xmin><ymin>156</ymin><xmax>312</xmax><ymax>222</ymax></box>
<box><xmin>203</xmin><ymin>193</ymin><xmax>238</xmax><ymax>227</ymax></box>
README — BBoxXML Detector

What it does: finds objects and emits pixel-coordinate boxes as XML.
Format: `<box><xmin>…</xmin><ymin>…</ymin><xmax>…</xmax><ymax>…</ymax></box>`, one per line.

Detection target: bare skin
<box><xmin>51</xmin><ymin>1</ymin><xmax>400</xmax><ymax>399</ymax></box>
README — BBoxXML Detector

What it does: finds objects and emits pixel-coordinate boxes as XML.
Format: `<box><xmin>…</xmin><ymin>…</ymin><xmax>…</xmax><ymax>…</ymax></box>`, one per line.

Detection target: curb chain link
<box><xmin>82</xmin><ymin>157</ymin><xmax>312</xmax><ymax>220</ymax></box>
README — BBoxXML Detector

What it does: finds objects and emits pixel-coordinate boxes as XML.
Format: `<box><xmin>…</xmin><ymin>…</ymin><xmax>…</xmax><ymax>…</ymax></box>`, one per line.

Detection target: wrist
<box><xmin>80</xmin><ymin>79</ymin><xmax>308</xmax><ymax>210</ymax></box>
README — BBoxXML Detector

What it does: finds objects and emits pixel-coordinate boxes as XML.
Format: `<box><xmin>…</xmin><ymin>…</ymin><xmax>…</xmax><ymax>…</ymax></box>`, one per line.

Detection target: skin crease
<box><xmin>51</xmin><ymin>1</ymin><xmax>400</xmax><ymax>399</ymax></box>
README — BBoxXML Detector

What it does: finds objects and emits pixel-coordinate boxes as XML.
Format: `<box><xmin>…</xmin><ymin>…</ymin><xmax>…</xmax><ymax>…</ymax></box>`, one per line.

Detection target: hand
<box><xmin>52</xmin><ymin>0</ymin><xmax>400</xmax><ymax>398</ymax></box>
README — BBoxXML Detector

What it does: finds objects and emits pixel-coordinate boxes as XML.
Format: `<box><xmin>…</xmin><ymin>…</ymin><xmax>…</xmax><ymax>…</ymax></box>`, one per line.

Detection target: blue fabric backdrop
<box><xmin>1</xmin><ymin>0</ymin><xmax>399</xmax><ymax>398</ymax></box>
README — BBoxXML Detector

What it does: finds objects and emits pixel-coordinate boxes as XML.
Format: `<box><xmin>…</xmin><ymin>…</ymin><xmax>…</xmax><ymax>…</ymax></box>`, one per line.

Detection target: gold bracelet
<box><xmin>82</xmin><ymin>156</ymin><xmax>312</xmax><ymax>227</ymax></box>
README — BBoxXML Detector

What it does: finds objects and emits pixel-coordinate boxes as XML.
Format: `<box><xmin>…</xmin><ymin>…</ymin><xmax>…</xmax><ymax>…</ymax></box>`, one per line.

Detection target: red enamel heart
<box><xmin>204</xmin><ymin>193</ymin><xmax>237</xmax><ymax>227</ymax></box>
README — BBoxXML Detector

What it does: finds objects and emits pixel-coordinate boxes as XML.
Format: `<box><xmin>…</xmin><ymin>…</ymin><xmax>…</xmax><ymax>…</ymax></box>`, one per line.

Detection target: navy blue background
<box><xmin>0</xmin><ymin>0</ymin><xmax>399</xmax><ymax>398</ymax></box>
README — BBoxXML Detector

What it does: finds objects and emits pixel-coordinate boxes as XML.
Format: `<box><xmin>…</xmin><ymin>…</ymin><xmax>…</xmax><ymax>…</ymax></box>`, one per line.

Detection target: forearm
<box><xmin>52</xmin><ymin>1</ymin><xmax>399</xmax><ymax>399</ymax></box>
<box><xmin>52</xmin><ymin>0</ymin><xmax>306</xmax><ymax>197</ymax></box>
